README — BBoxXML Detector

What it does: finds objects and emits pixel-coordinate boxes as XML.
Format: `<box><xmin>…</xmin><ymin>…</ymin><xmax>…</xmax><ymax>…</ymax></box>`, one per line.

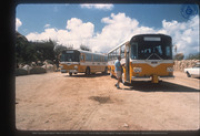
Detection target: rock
<box><xmin>22</xmin><ymin>64</ymin><xmax>32</xmax><ymax>74</ymax></box>
<box><xmin>174</xmin><ymin>60</ymin><xmax>199</xmax><ymax>72</ymax></box>
<box><xmin>122</xmin><ymin>123</ymin><xmax>129</xmax><ymax>128</ymax></box>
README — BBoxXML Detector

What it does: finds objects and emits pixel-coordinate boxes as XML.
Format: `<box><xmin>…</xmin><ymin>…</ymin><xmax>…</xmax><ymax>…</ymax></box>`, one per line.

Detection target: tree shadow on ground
<box><xmin>122</xmin><ymin>81</ymin><xmax>199</xmax><ymax>93</ymax></box>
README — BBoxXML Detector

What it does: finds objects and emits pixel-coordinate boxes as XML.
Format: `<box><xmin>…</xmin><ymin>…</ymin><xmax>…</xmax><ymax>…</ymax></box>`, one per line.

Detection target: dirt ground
<box><xmin>15</xmin><ymin>71</ymin><xmax>199</xmax><ymax>131</ymax></box>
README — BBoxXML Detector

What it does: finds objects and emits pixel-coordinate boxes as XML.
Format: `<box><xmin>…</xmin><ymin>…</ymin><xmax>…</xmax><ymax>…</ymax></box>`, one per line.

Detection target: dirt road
<box><xmin>15</xmin><ymin>71</ymin><xmax>199</xmax><ymax>131</ymax></box>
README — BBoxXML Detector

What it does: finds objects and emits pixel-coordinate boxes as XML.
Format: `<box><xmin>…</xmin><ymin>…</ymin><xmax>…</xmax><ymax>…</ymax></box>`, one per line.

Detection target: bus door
<box><xmin>125</xmin><ymin>45</ymin><xmax>130</xmax><ymax>83</ymax></box>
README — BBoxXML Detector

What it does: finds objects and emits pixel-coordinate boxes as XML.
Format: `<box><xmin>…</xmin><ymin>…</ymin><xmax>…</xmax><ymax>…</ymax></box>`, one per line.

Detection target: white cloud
<box><xmin>91</xmin><ymin>13</ymin><xmax>155</xmax><ymax>52</ymax></box>
<box><xmin>26</xmin><ymin>18</ymin><xmax>94</xmax><ymax>49</ymax></box>
<box><xmin>26</xmin><ymin>13</ymin><xmax>199</xmax><ymax>56</ymax></box>
<box><xmin>44</xmin><ymin>24</ymin><xmax>51</xmax><ymax>28</ymax></box>
<box><xmin>16</xmin><ymin>18</ymin><xmax>22</xmax><ymax>31</ymax></box>
<box><xmin>26</xmin><ymin>28</ymin><xmax>58</xmax><ymax>41</ymax></box>
<box><xmin>80</xmin><ymin>4</ymin><xmax>114</xmax><ymax>10</ymax></box>
<box><xmin>160</xmin><ymin>15</ymin><xmax>199</xmax><ymax>56</ymax></box>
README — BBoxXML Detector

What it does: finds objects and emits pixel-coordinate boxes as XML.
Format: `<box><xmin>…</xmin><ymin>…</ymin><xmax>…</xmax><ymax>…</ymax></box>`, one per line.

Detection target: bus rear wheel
<box><xmin>102</xmin><ymin>67</ymin><xmax>108</xmax><ymax>74</ymax></box>
<box><xmin>110</xmin><ymin>72</ymin><xmax>114</xmax><ymax>78</ymax></box>
<box><xmin>85</xmin><ymin>67</ymin><xmax>90</xmax><ymax>75</ymax></box>
<box><xmin>69</xmin><ymin>72</ymin><xmax>72</xmax><ymax>76</ymax></box>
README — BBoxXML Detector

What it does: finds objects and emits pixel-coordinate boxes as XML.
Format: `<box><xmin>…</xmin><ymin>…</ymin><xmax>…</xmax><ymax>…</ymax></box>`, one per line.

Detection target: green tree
<box><xmin>54</xmin><ymin>44</ymin><xmax>74</xmax><ymax>61</ymax></box>
<box><xmin>54</xmin><ymin>45</ymin><xmax>68</xmax><ymax>56</ymax></box>
<box><xmin>15</xmin><ymin>31</ymin><xmax>37</xmax><ymax>64</ymax></box>
<box><xmin>80</xmin><ymin>44</ymin><xmax>91</xmax><ymax>52</ymax></box>
<box><xmin>174</xmin><ymin>53</ymin><xmax>184</xmax><ymax>60</ymax></box>
<box><xmin>186</xmin><ymin>52</ymin><xmax>200</xmax><ymax>60</ymax></box>
<box><xmin>34</xmin><ymin>39</ymin><xmax>55</xmax><ymax>62</ymax></box>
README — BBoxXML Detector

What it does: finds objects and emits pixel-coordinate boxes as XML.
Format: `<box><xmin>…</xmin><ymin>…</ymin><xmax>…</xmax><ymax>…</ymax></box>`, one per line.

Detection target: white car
<box><xmin>184</xmin><ymin>63</ymin><xmax>200</xmax><ymax>77</ymax></box>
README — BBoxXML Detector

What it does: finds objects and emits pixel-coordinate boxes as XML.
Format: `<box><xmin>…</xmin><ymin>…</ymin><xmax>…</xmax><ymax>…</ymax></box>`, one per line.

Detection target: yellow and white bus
<box><xmin>60</xmin><ymin>50</ymin><xmax>108</xmax><ymax>76</ymax></box>
<box><xmin>108</xmin><ymin>34</ymin><xmax>174</xmax><ymax>84</ymax></box>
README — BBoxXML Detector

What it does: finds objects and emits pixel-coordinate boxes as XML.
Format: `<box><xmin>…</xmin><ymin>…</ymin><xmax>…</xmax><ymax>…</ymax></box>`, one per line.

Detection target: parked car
<box><xmin>184</xmin><ymin>63</ymin><xmax>200</xmax><ymax>77</ymax></box>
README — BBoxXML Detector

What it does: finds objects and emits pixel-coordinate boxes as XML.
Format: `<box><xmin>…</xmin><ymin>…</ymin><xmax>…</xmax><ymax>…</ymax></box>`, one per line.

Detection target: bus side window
<box><xmin>109</xmin><ymin>52</ymin><xmax>112</xmax><ymax>61</ymax></box>
<box><xmin>101</xmin><ymin>56</ymin><xmax>104</xmax><ymax>62</ymax></box>
<box><xmin>110</xmin><ymin>53</ymin><xmax>112</xmax><ymax>61</ymax></box>
<box><xmin>121</xmin><ymin>44</ymin><xmax>125</xmax><ymax>59</ymax></box>
<box><xmin>105</xmin><ymin>56</ymin><xmax>108</xmax><ymax>62</ymax></box>
<box><xmin>80</xmin><ymin>54</ymin><xmax>85</xmax><ymax>61</ymax></box>
<box><xmin>80</xmin><ymin>55</ymin><xmax>83</xmax><ymax>61</ymax></box>
<box><xmin>131</xmin><ymin>43</ymin><xmax>138</xmax><ymax>59</ymax></box>
<box><xmin>165</xmin><ymin>46</ymin><xmax>171</xmax><ymax>58</ymax></box>
<box><xmin>98</xmin><ymin>56</ymin><xmax>101</xmax><ymax>62</ymax></box>
<box><xmin>86</xmin><ymin>54</ymin><xmax>92</xmax><ymax>61</ymax></box>
<box><xmin>93</xmin><ymin>55</ymin><xmax>99</xmax><ymax>62</ymax></box>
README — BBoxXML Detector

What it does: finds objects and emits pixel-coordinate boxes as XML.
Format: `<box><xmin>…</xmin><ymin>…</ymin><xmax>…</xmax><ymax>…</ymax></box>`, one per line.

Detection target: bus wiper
<box><xmin>146</xmin><ymin>53</ymin><xmax>163</xmax><ymax>60</ymax></box>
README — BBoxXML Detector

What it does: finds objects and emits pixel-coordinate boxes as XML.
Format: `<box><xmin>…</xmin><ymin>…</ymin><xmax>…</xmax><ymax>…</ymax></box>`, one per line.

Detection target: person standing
<box><xmin>115</xmin><ymin>56</ymin><xmax>121</xmax><ymax>89</ymax></box>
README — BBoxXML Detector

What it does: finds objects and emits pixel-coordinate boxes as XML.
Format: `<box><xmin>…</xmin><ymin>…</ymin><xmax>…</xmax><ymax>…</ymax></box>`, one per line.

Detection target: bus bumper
<box><xmin>61</xmin><ymin>70</ymin><xmax>67</xmax><ymax>73</ymax></box>
<box><xmin>61</xmin><ymin>69</ymin><xmax>78</xmax><ymax>73</ymax></box>
<box><xmin>131</xmin><ymin>76</ymin><xmax>151</xmax><ymax>81</ymax></box>
<box><xmin>131</xmin><ymin>75</ymin><xmax>174</xmax><ymax>81</ymax></box>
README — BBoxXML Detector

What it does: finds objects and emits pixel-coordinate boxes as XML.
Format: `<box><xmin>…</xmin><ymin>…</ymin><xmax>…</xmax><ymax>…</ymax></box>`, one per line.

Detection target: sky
<box><xmin>16</xmin><ymin>3</ymin><xmax>199</xmax><ymax>56</ymax></box>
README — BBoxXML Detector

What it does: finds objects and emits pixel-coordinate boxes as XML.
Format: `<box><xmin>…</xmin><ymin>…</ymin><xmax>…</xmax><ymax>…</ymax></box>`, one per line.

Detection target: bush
<box><xmin>15</xmin><ymin>68</ymin><xmax>28</xmax><ymax>76</ymax></box>
<box><xmin>174</xmin><ymin>53</ymin><xmax>184</xmax><ymax>60</ymax></box>
<box><xmin>30</xmin><ymin>67</ymin><xmax>46</xmax><ymax>74</ymax></box>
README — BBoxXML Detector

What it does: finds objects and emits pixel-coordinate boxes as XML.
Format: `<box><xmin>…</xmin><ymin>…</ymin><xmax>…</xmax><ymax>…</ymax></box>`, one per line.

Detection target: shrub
<box><xmin>174</xmin><ymin>53</ymin><xmax>184</xmax><ymax>60</ymax></box>
<box><xmin>30</xmin><ymin>67</ymin><xmax>46</xmax><ymax>74</ymax></box>
<box><xmin>15</xmin><ymin>68</ymin><xmax>28</xmax><ymax>76</ymax></box>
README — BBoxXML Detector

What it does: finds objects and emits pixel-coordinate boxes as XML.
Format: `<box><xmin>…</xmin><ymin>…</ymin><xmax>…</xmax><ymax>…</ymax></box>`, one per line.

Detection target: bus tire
<box><xmin>103</xmin><ymin>67</ymin><xmax>108</xmax><ymax>74</ymax></box>
<box><xmin>69</xmin><ymin>72</ymin><xmax>72</xmax><ymax>76</ymax></box>
<box><xmin>110</xmin><ymin>72</ymin><xmax>114</xmax><ymax>78</ymax></box>
<box><xmin>86</xmin><ymin>67</ymin><xmax>90</xmax><ymax>75</ymax></box>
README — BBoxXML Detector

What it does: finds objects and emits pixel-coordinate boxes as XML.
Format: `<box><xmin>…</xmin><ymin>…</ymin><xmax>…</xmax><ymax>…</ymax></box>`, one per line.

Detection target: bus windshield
<box><xmin>60</xmin><ymin>51</ymin><xmax>80</xmax><ymax>62</ymax></box>
<box><xmin>131</xmin><ymin>42</ymin><xmax>172</xmax><ymax>60</ymax></box>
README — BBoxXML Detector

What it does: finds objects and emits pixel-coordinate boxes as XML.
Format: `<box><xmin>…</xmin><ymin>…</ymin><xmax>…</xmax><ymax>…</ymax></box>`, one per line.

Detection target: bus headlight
<box><xmin>60</xmin><ymin>65</ymin><xmax>63</xmax><ymax>69</ymax></box>
<box><xmin>133</xmin><ymin>67</ymin><xmax>142</xmax><ymax>73</ymax></box>
<box><xmin>167</xmin><ymin>67</ymin><xmax>173</xmax><ymax>72</ymax></box>
<box><xmin>74</xmin><ymin>65</ymin><xmax>78</xmax><ymax>69</ymax></box>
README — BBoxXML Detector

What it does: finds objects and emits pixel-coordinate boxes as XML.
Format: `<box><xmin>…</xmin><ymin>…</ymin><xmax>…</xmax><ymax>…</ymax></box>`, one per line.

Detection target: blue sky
<box><xmin>16</xmin><ymin>4</ymin><xmax>188</xmax><ymax>34</ymax></box>
<box><xmin>16</xmin><ymin>3</ymin><xmax>199</xmax><ymax>56</ymax></box>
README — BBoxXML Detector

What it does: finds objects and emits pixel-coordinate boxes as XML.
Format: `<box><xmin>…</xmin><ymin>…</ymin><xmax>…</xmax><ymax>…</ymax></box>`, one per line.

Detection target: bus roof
<box><xmin>130</xmin><ymin>33</ymin><xmax>171</xmax><ymax>42</ymax></box>
<box><xmin>108</xmin><ymin>33</ymin><xmax>172</xmax><ymax>54</ymax></box>
<box><xmin>62</xmin><ymin>49</ymin><xmax>107</xmax><ymax>56</ymax></box>
<box><xmin>108</xmin><ymin>41</ymin><xmax>129</xmax><ymax>54</ymax></box>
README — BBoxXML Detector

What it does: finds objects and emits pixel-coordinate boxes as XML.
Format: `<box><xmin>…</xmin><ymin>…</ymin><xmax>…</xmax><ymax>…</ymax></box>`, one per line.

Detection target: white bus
<box><xmin>59</xmin><ymin>50</ymin><xmax>108</xmax><ymax>76</ymax></box>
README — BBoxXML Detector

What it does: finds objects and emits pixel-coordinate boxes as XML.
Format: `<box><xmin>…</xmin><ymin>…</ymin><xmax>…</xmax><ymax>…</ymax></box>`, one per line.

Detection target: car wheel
<box><xmin>186</xmin><ymin>71</ymin><xmax>191</xmax><ymax>77</ymax></box>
